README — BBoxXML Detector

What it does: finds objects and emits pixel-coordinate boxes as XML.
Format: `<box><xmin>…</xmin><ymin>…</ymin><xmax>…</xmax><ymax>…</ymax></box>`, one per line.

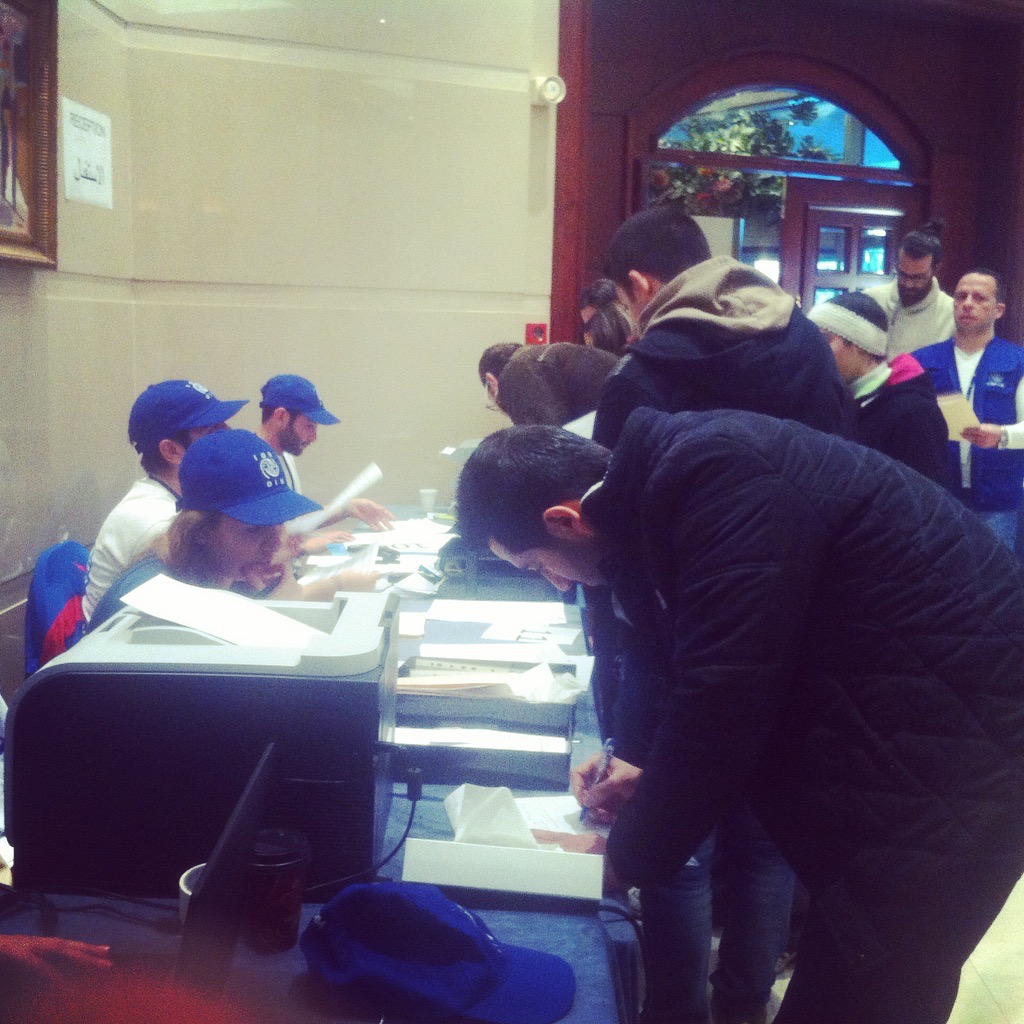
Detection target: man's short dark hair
<box><xmin>261</xmin><ymin>406</ymin><xmax>302</xmax><ymax>429</ymax></box>
<box><xmin>478</xmin><ymin>343</ymin><xmax>522</xmax><ymax>385</ymax></box>
<box><xmin>579</xmin><ymin>277</ymin><xmax>618</xmax><ymax>310</ymax></box>
<box><xmin>962</xmin><ymin>267</ymin><xmax>1006</xmax><ymax>303</ymax></box>
<box><xmin>830</xmin><ymin>291</ymin><xmax>889</xmax><ymax>332</ymax></box>
<box><xmin>900</xmin><ymin>218</ymin><xmax>945</xmax><ymax>264</ymax></box>
<box><xmin>456</xmin><ymin>426</ymin><xmax>610</xmax><ymax>552</ymax></box>
<box><xmin>604</xmin><ymin>203</ymin><xmax>712</xmax><ymax>289</ymax></box>
<box><xmin>139</xmin><ymin>427</ymin><xmax>193</xmax><ymax>475</ymax></box>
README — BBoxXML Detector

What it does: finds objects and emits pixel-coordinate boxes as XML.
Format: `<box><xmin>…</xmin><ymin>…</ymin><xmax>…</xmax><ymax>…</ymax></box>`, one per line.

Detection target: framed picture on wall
<box><xmin>0</xmin><ymin>0</ymin><xmax>56</xmax><ymax>267</ymax></box>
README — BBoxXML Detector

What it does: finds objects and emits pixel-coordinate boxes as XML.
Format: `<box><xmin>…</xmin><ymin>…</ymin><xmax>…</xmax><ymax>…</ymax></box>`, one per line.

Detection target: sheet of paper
<box><xmin>419</xmin><ymin>642</ymin><xmax>570</xmax><ymax>663</ymax></box>
<box><xmin>426</xmin><ymin>599</ymin><xmax>567</xmax><ymax>626</ymax></box>
<box><xmin>397</xmin><ymin>663</ymin><xmax>556</xmax><ymax>700</ymax></box>
<box><xmin>480</xmin><ymin>622</ymin><xmax>528</xmax><ymax>642</ymax></box>
<box><xmin>546</xmin><ymin>625</ymin><xmax>581</xmax><ymax>645</ymax></box>
<box><xmin>479</xmin><ymin>622</ymin><xmax>582</xmax><ymax>644</ymax></box>
<box><xmin>515</xmin><ymin>794</ymin><xmax>593</xmax><ymax>835</ymax></box>
<box><xmin>397</xmin><ymin>675</ymin><xmax>518</xmax><ymax>693</ymax></box>
<box><xmin>119</xmin><ymin>574</ymin><xmax>325</xmax><ymax>647</ymax></box>
<box><xmin>387</xmin><ymin>573</ymin><xmax>439</xmax><ymax>597</ymax></box>
<box><xmin>356</xmin><ymin>518</ymin><xmax>452</xmax><ymax>554</ymax></box>
<box><xmin>399</xmin><ymin>612</ymin><xmax>427</xmax><ymax>638</ymax></box>
<box><xmin>937</xmin><ymin>391</ymin><xmax>980</xmax><ymax>441</ymax></box>
<box><xmin>286</xmin><ymin>462</ymin><xmax>383</xmax><ymax>536</ymax></box>
<box><xmin>298</xmin><ymin>544</ymin><xmax>378</xmax><ymax>585</ymax></box>
<box><xmin>393</xmin><ymin>726</ymin><xmax>569</xmax><ymax>753</ymax></box>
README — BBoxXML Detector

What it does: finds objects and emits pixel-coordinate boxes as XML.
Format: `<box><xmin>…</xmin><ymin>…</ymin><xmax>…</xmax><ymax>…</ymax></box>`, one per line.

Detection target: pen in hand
<box><xmin>580</xmin><ymin>737</ymin><xmax>615</xmax><ymax>826</ymax></box>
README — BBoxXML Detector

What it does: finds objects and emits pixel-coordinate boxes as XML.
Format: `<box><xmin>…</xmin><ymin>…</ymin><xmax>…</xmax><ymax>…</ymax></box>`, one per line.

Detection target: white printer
<box><xmin>5</xmin><ymin>591</ymin><xmax>398</xmax><ymax>897</ymax></box>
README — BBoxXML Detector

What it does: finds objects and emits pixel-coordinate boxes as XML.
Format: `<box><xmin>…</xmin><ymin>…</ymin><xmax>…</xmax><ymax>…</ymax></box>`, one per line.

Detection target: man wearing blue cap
<box><xmin>257</xmin><ymin>374</ymin><xmax>394</xmax><ymax>535</ymax></box>
<box><xmin>83</xmin><ymin>380</ymin><xmax>246</xmax><ymax>621</ymax></box>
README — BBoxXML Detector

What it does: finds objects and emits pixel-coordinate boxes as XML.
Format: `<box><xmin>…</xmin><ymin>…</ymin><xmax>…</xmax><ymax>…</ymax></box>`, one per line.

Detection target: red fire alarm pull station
<box><xmin>525</xmin><ymin>323</ymin><xmax>547</xmax><ymax>345</ymax></box>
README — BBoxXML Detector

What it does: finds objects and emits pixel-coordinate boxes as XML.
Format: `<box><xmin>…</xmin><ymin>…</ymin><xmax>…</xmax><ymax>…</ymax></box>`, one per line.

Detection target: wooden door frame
<box><xmin>781</xmin><ymin>177</ymin><xmax>927</xmax><ymax>305</ymax></box>
<box><xmin>550</xmin><ymin>43</ymin><xmax>936</xmax><ymax>338</ymax></box>
<box><xmin>550</xmin><ymin>0</ymin><xmax>592</xmax><ymax>345</ymax></box>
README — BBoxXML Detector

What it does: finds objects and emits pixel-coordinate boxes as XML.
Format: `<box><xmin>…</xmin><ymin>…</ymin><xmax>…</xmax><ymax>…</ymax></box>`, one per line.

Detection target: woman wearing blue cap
<box><xmin>89</xmin><ymin>430</ymin><xmax>378</xmax><ymax>629</ymax></box>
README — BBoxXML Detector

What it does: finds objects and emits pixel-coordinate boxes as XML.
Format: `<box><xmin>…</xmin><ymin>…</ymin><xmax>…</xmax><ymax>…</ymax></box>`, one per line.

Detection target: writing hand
<box><xmin>570</xmin><ymin>753</ymin><xmax>643</xmax><ymax>822</ymax></box>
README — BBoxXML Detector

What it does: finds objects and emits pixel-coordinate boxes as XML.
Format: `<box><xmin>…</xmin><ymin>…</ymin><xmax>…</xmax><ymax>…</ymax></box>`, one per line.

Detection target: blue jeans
<box><xmin>639</xmin><ymin>804</ymin><xmax>795</xmax><ymax>1024</ymax></box>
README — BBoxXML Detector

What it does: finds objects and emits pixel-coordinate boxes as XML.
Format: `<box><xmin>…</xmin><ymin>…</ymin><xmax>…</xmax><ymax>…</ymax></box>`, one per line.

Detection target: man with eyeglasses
<box><xmin>863</xmin><ymin>219</ymin><xmax>954</xmax><ymax>357</ymax></box>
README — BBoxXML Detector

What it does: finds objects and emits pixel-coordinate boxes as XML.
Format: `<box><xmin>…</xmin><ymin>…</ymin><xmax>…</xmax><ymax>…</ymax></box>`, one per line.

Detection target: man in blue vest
<box><xmin>916</xmin><ymin>269</ymin><xmax>1024</xmax><ymax>552</ymax></box>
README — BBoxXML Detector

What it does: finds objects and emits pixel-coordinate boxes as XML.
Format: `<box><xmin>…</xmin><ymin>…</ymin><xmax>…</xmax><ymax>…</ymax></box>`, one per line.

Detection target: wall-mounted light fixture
<box><xmin>531</xmin><ymin>75</ymin><xmax>567</xmax><ymax>107</ymax></box>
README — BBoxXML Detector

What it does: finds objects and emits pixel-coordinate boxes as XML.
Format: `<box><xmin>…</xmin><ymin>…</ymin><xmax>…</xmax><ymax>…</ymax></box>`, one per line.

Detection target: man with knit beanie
<box><xmin>808</xmin><ymin>292</ymin><xmax>949</xmax><ymax>487</ymax></box>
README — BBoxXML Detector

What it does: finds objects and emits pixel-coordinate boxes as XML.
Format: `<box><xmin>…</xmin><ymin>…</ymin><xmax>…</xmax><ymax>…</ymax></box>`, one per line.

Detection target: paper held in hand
<box><xmin>285</xmin><ymin>462</ymin><xmax>383</xmax><ymax>535</ymax></box>
<box><xmin>936</xmin><ymin>391</ymin><xmax>981</xmax><ymax>442</ymax></box>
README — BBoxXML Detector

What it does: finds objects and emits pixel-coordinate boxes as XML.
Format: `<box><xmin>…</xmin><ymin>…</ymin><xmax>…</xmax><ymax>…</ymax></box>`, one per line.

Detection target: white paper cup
<box><xmin>178</xmin><ymin>862</ymin><xmax>205</xmax><ymax>922</ymax></box>
<box><xmin>419</xmin><ymin>488</ymin><xmax>438</xmax><ymax>515</ymax></box>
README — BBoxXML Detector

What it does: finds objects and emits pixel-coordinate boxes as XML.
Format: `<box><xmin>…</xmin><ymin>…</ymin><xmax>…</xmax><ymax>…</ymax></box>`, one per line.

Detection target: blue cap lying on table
<box><xmin>300</xmin><ymin>881</ymin><xmax>575</xmax><ymax>1024</ymax></box>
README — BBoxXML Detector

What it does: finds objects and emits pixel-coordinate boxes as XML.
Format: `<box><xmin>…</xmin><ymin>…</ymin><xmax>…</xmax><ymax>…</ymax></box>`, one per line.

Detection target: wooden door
<box><xmin>780</xmin><ymin>177</ymin><xmax>926</xmax><ymax>308</ymax></box>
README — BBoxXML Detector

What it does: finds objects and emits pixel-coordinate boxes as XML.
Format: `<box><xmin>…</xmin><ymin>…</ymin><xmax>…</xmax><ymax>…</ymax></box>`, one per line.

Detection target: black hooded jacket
<box><xmin>586</xmin><ymin>407</ymin><xmax>1024</xmax><ymax>965</ymax></box>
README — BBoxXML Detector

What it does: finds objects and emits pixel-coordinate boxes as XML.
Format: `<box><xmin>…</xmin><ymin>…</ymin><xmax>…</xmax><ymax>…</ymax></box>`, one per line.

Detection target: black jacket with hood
<box><xmin>586</xmin><ymin>406</ymin><xmax>1024</xmax><ymax>967</ymax></box>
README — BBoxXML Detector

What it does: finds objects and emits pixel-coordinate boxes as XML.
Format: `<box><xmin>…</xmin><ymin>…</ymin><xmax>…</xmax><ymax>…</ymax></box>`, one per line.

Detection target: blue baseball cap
<box><xmin>178</xmin><ymin>429</ymin><xmax>321</xmax><ymax>526</ymax></box>
<box><xmin>128</xmin><ymin>380</ymin><xmax>247</xmax><ymax>454</ymax></box>
<box><xmin>300</xmin><ymin>882</ymin><xmax>575</xmax><ymax>1024</ymax></box>
<box><xmin>260</xmin><ymin>374</ymin><xmax>340</xmax><ymax>425</ymax></box>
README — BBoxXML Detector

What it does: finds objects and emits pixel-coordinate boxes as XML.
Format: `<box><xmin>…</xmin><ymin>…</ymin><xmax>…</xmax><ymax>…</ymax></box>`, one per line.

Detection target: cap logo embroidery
<box><xmin>185</xmin><ymin>381</ymin><xmax>212</xmax><ymax>398</ymax></box>
<box><xmin>258</xmin><ymin>453</ymin><xmax>282</xmax><ymax>488</ymax></box>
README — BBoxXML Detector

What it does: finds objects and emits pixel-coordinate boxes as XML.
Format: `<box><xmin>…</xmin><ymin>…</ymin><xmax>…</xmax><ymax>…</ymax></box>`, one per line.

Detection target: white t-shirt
<box><xmin>279</xmin><ymin>451</ymin><xmax>302</xmax><ymax>494</ymax></box>
<box><xmin>951</xmin><ymin>345</ymin><xmax>1024</xmax><ymax>488</ymax></box>
<box><xmin>83</xmin><ymin>478</ymin><xmax>178</xmax><ymax>620</ymax></box>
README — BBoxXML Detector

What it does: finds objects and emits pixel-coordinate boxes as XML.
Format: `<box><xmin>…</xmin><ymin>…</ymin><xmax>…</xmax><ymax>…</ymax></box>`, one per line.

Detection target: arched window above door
<box><xmin>642</xmin><ymin>77</ymin><xmax>922</xmax><ymax>290</ymax></box>
<box><xmin>647</xmin><ymin>88</ymin><xmax>909</xmax><ymax>282</ymax></box>
<box><xmin>658</xmin><ymin>88</ymin><xmax>899</xmax><ymax>171</ymax></box>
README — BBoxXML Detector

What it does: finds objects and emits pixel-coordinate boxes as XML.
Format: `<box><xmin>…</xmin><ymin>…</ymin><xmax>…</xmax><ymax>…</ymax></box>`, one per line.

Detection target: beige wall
<box><xmin>0</xmin><ymin>0</ymin><xmax>559</xmax><ymax>591</ymax></box>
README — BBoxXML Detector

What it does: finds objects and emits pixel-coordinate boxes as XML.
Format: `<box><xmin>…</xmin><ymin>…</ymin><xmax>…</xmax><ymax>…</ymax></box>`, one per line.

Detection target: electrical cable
<box><xmin>303</xmin><ymin>769</ymin><xmax>422</xmax><ymax>899</ymax></box>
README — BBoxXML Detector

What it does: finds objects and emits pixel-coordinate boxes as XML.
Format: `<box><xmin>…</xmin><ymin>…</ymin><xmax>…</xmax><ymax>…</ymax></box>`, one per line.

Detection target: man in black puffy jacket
<box><xmin>456</xmin><ymin>409</ymin><xmax>1024</xmax><ymax>1024</ymax></box>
